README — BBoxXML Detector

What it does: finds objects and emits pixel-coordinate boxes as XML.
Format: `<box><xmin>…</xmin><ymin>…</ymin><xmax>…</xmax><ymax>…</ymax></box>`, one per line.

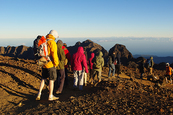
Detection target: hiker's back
<box><xmin>93</xmin><ymin>51</ymin><xmax>104</xmax><ymax>70</ymax></box>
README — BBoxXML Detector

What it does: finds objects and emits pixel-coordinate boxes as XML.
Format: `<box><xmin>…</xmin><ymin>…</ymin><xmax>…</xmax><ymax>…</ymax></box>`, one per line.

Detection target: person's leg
<box><xmin>79</xmin><ymin>70</ymin><xmax>84</xmax><ymax>90</ymax></box>
<box><xmin>64</xmin><ymin>68</ymin><xmax>69</xmax><ymax>86</ymax></box>
<box><xmin>108</xmin><ymin>64</ymin><xmax>112</xmax><ymax>77</ymax></box>
<box><xmin>84</xmin><ymin>72</ymin><xmax>87</xmax><ymax>86</ymax></box>
<box><xmin>73</xmin><ymin>70</ymin><xmax>78</xmax><ymax>88</ymax></box>
<box><xmin>36</xmin><ymin>67</ymin><xmax>48</xmax><ymax>100</ymax></box>
<box><xmin>98</xmin><ymin>70</ymin><xmax>102</xmax><ymax>82</ymax></box>
<box><xmin>170</xmin><ymin>75</ymin><xmax>172</xmax><ymax>84</ymax></box>
<box><xmin>140</xmin><ymin>73</ymin><xmax>143</xmax><ymax>79</ymax></box>
<box><xmin>112</xmin><ymin>64</ymin><xmax>115</xmax><ymax>76</ymax></box>
<box><xmin>36</xmin><ymin>79</ymin><xmax>46</xmax><ymax>100</ymax></box>
<box><xmin>149</xmin><ymin>67</ymin><xmax>152</xmax><ymax>75</ymax></box>
<box><xmin>48</xmin><ymin>67</ymin><xmax>59</xmax><ymax>101</ymax></box>
<box><xmin>90</xmin><ymin>69</ymin><xmax>94</xmax><ymax>84</ymax></box>
<box><xmin>56</xmin><ymin>69</ymin><xmax>65</xmax><ymax>93</ymax></box>
<box><xmin>49</xmin><ymin>80</ymin><xmax>54</xmax><ymax>97</ymax></box>
<box><xmin>165</xmin><ymin>76</ymin><xmax>168</xmax><ymax>83</ymax></box>
<box><xmin>117</xmin><ymin>64</ymin><xmax>120</xmax><ymax>77</ymax></box>
<box><xmin>92</xmin><ymin>70</ymin><xmax>96</xmax><ymax>84</ymax></box>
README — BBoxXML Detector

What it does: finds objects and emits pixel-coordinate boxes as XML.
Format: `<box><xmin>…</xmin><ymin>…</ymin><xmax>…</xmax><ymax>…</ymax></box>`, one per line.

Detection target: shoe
<box><xmin>56</xmin><ymin>90</ymin><xmax>61</xmax><ymax>94</ymax></box>
<box><xmin>85</xmin><ymin>83</ymin><xmax>87</xmax><ymax>86</ymax></box>
<box><xmin>36</xmin><ymin>96</ymin><xmax>40</xmax><ymax>100</ymax></box>
<box><xmin>98</xmin><ymin>80</ymin><xmax>101</xmax><ymax>83</ymax></box>
<box><xmin>48</xmin><ymin>95</ymin><xmax>59</xmax><ymax>101</ymax></box>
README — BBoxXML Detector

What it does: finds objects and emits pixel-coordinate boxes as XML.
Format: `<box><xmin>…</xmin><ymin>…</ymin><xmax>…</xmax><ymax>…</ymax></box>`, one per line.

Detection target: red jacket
<box><xmin>87</xmin><ymin>53</ymin><xmax>95</xmax><ymax>69</ymax></box>
<box><xmin>71</xmin><ymin>46</ymin><xmax>88</xmax><ymax>73</ymax></box>
<box><xmin>62</xmin><ymin>45</ymin><xmax>71</xmax><ymax>68</ymax></box>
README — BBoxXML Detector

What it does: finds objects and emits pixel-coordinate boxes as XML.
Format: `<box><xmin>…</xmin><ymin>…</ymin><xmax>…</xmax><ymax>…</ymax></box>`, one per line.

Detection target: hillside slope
<box><xmin>0</xmin><ymin>55</ymin><xmax>172</xmax><ymax>114</ymax></box>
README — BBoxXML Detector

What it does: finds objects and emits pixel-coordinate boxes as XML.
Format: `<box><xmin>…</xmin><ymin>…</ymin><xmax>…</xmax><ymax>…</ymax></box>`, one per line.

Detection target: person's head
<box><xmin>63</xmin><ymin>43</ymin><xmax>67</xmax><ymax>47</ymax></box>
<box><xmin>113</xmin><ymin>51</ymin><xmax>115</xmax><ymax>55</ymax></box>
<box><xmin>49</xmin><ymin>30</ymin><xmax>59</xmax><ymax>39</ymax></box>
<box><xmin>57</xmin><ymin>40</ymin><xmax>63</xmax><ymax>46</ymax></box>
<box><xmin>166</xmin><ymin>63</ymin><xmax>169</xmax><ymax>67</ymax></box>
<box><xmin>77</xmin><ymin>46</ymin><xmax>84</xmax><ymax>53</ymax></box>
<box><xmin>150</xmin><ymin>56</ymin><xmax>153</xmax><ymax>60</ymax></box>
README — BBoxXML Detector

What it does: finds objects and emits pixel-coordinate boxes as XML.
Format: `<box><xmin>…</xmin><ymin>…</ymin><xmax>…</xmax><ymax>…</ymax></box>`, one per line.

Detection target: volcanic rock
<box><xmin>67</xmin><ymin>39</ymin><xmax>109</xmax><ymax>61</ymax></box>
<box><xmin>109</xmin><ymin>44</ymin><xmax>134</xmax><ymax>65</ymax></box>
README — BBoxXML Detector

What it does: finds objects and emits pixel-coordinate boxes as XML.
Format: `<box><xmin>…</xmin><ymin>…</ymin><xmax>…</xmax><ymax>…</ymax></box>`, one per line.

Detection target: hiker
<box><xmin>139</xmin><ymin>58</ymin><xmax>146</xmax><ymax>80</ymax></box>
<box><xmin>36</xmin><ymin>30</ymin><xmax>59</xmax><ymax>101</ymax></box>
<box><xmin>165</xmin><ymin>63</ymin><xmax>172</xmax><ymax>84</ymax></box>
<box><xmin>83</xmin><ymin>47</ymin><xmax>88</xmax><ymax>86</ymax></box>
<box><xmin>71</xmin><ymin>46</ymin><xmax>88</xmax><ymax>90</ymax></box>
<box><xmin>62</xmin><ymin>43</ymin><xmax>71</xmax><ymax>86</ymax></box>
<box><xmin>87</xmin><ymin>52</ymin><xmax>95</xmax><ymax>84</ymax></box>
<box><xmin>92</xmin><ymin>50</ymin><xmax>104</xmax><ymax>83</ymax></box>
<box><xmin>115</xmin><ymin>53</ymin><xmax>121</xmax><ymax>77</ymax></box>
<box><xmin>55</xmin><ymin>40</ymin><xmax>66</xmax><ymax>94</ymax></box>
<box><xmin>108</xmin><ymin>51</ymin><xmax>116</xmax><ymax>77</ymax></box>
<box><xmin>147</xmin><ymin>56</ymin><xmax>154</xmax><ymax>75</ymax></box>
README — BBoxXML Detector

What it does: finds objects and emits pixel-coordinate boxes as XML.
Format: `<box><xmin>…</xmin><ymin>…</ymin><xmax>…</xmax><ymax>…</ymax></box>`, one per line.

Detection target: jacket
<box><xmin>71</xmin><ymin>46</ymin><xmax>88</xmax><ymax>73</ymax></box>
<box><xmin>87</xmin><ymin>53</ymin><xmax>95</xmax><ymax>69</ymax></box>
<box><xmin>56</xmin><ymin>42</ymin><xmax>66</xmax><ymax>70</ymax></box>
<box><xmin>92</xmin><ymin>51</ymin><xmax>104</xmax><ymax>71</ymax></box>
<box><xmin>166</xmin><ymin>66</ymin><xmax>172</xmax><ymax>75</ymax></box>
<box><xmin>43</xmin><ymin>34</ymin><xmax>59</xmax><ymax>68</ymax></box>
<box><xmin>62</xmin><ymin>45</ymin><xmax>71</xmax><ymax>68</ymax></box>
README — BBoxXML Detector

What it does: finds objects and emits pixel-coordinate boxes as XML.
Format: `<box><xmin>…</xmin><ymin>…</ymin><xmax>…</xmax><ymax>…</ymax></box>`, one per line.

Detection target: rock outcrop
<box><xmin>109</xmin><ymin>44</ymin><xmax>134</xmax><ymax>65</ymax></box>
<box><xmin>0</xmin><ymin>45</ymin><xmax>34</xmax><ymax>59</ymax></box>
<box><xmin>67</xmin><ymin>39</ymin><xmax>109</xmax><ymax>61</ymax></box>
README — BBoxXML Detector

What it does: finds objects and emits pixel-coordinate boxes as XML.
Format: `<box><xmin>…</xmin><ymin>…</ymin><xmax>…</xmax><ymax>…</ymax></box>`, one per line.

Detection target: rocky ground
<box><xmin>0</xmin><ymin>55</ymin><xmax>173</xmax><ymax>115</ymax></box>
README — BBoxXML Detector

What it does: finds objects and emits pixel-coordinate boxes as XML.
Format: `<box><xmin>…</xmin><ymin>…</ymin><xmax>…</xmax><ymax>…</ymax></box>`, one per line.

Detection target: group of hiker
<box><xmin>35</xmin><ymin>30</ymin><xmax>106</xmax><ymax>101</ymax></box>
<box><xmin>139</xmin><ymin>56</ymin><xmax>172</xmax><ymax>84</ymax></box>
<box><xmin>35</xmin><ymin>30</ymin><xmax>172</xmax><ymax>101</ymax></box>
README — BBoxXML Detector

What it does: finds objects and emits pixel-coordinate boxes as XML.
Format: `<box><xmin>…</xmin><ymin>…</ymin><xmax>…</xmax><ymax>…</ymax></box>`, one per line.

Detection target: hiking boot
<box><xmin>56</xmin><ymin>90</ymin><xmax>61</xmax><ymax>94</ymax></box>
<box><xmin>48</xmin><ymin>96</ymin><xmax>59</xmax><ymax>101</ymax></box>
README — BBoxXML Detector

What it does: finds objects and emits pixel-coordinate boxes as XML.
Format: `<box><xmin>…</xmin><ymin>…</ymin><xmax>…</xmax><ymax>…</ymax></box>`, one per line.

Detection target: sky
<box><xmin>0</xmin><ymin>0</ymin><xmax>173</xmax><ymax>56</ymax></box>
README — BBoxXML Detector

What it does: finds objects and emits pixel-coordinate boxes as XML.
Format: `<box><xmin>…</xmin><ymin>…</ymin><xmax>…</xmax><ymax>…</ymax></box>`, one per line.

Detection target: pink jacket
<box><xmin>87</xmin><ymin>53</ymin><xmax>95</xmax><ymax>69</ymax></box>
<box><xmin>71</xmin><ymin>47</ymin><xmax>88</xmax><ymax>73</ymax></box>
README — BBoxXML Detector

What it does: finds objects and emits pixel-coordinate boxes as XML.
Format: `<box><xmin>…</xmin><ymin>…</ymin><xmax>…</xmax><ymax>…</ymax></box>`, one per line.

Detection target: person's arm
<box><xmin>51</xmin><ymin>41</ymin><xmax>59</xmax><ymax>67</ymax></box>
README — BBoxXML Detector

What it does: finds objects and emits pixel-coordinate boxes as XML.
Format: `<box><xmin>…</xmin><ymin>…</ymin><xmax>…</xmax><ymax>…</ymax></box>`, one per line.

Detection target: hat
<box><xmin>49</xmin><ymin>30</ymin><xmax>59</xmax><ymax>38</ymax></box>
<box><xmin>166</xmin><ymin>63</ymin><xmax>169</xmax><ymax>66</ymax></box>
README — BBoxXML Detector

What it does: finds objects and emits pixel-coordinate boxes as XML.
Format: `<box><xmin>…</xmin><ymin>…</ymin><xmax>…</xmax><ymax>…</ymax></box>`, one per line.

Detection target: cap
<box><xmin>166</xmin><ymin>63</ymin><xmax>169</xmax><ymax>66</ymax></box>
<box><xmin>49</xmin><ymin>30</ymin><xmax>59</xmax><ymax>38</ymax></box>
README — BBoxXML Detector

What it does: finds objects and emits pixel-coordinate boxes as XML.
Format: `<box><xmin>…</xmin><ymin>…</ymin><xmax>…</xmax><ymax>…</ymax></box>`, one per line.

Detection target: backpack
<box><xmin>146</xmin><ymin>59</ymin><xmax>150</xmax><ymax>68</ymax></box>
<box><xmin>114</xmin><ymin>59</ymin><xmax>117</xmax><ymax>65</ymax></box>
<box><xmin>93</xmin><ymin>56</ymin><xmax>102</xmax><ymax>69</ymax></box>
<box><xmin>33</xmin><ymin>35</ymin><xmax>50</xmax><ymax>66</ymax></box>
